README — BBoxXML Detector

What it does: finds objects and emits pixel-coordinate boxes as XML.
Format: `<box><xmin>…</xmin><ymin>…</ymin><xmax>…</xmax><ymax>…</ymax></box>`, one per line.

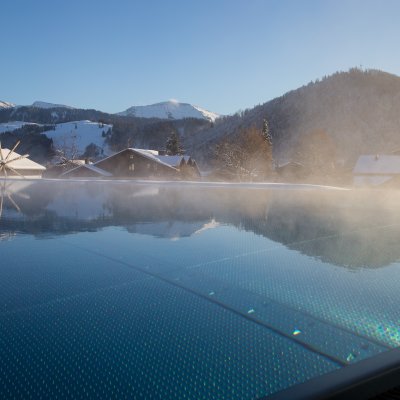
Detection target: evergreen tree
<box><xmin>262</xmin><ymin>118</ymin><xmax>272</xmax><ymax>145</ymax></box>
<box><xmin>262</xmin><ymin>118</ymin><xmax>273</xmax><ymax>171</ymax></box>
<box><xmin>166</xmin><ymin>131</ymin><xmax>184</xmax><ymax>155</ymax></box>
<box><xmin>82</xmin><ymin>143</ymin><xmax>101</xmax><ymax>159</ymax></box>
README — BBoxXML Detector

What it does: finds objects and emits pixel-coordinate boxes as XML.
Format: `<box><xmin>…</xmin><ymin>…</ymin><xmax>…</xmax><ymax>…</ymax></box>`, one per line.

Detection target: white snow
<box><xmin>31</xmin><ymin>101</ymin><xmax>73</xmax><ymax>109</ymax></box>
<box><xmin>0</xmin><ymin>120</ymin><xmax>113</xmax><ymax>159</ymax></box>
<box><xmin>0</xmin><ymin>101</ymin><xmax>15</xmax><ymax>109</ymax></box>
<box><xmin>0</xmin><ymin>148</ymin><xmax>46</xmax><ymax>170</ymax></box>
<box><xmin>155</xmin><ymin>155</ymin><xmax>184</xmax><ymax>167</ymax></box>
<box><xmin>352</xmin><ymin>154</ymin><xmax>400</xmax><ymax>186</ymax></box>
<box><xmin>61</xmin><ymin>164</ymin><xmax>113</xmax><ymax>178</ymax></box>
<box><xmin>43</xmin><ymin>120</ymin><xmax>112</xmax><ymax>158</ymax></box>
<box><xmin>353</xmin><ymin>175</ymin><xmax>392</xmax><ymax>186</ymax></box>
<box><xmin>353</xmin><ymin>155</ymin><xmax>400</xmax><ymax>174</ymax></box>
<box><xmin>0</xmin><ymin>121</ymin><xmax>41</xmax><ymax>134</ymax></box>
<box><xmin>117</xmin><ymin>100</ymin><xmax>220</xmax><ymax>122</ymax></box>
<box><xmin>192</xmin><ymin>105</ymin><xmax>220</xmax><ymax>122</ymax></box>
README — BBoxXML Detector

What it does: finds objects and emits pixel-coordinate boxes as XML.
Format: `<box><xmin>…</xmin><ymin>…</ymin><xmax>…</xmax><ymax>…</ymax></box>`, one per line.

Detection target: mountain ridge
<box><xmin>0</xmin><ymin>99</ymin><xmax>220</xmax><ymax>122</ymax></box>
<box><xmin>117</xmin><ymin>100</ymin><xmax>220</xmax><ymax>122</ymax></box>
<box><xmin>31</xmin><ymin>101</ymin><xmax>74</xmax><ymax>109</ymax></box>
<box><xmin>0</xmin><ymin>101</ymin><xmax>15</xmax><ymax>109</ymax></box>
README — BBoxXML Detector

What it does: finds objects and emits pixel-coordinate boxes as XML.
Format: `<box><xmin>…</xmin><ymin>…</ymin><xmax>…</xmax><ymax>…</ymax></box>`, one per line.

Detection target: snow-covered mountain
<box><xmin>118</xmin><ymin>100</ymin><xmax>220</xmax><ymax>122</ymax></box>
<box><xmin>31</xmin><ymin>101</ymin><xmax>73</xmax><ymax>109</ymax></box>
<box><xmin>0</xmin><ymin>101</ymin><xmax>15</xmax><ymax>109</ymax></box>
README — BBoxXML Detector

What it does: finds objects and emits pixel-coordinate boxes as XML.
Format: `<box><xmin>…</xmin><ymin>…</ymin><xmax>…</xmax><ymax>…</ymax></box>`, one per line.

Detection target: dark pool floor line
<box><xmin>59</xmin><ymin>237</ymin><xmax>392</xmax><ymax>356</ymax></box>
<box><xmin>171</xmin><ymin>270</ymin><xmax>393</xmax><ymax>353</ymax></box>
<box><xmin>60</xmin><ymin>239</ymin><xmax>387</xmax><ymax>369</ymax></box>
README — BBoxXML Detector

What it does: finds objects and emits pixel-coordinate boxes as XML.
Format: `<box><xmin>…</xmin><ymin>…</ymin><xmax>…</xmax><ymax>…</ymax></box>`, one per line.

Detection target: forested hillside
<box><xmin>188</xmin><ymin>68</ymin><xmax>400</xmax><ymax>168</ymax></box>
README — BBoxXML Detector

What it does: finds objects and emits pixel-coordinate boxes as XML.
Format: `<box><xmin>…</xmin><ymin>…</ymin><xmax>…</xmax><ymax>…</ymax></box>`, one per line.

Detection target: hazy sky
<box><xmin>2</xmin><ymin>0</ymin><xmax>400</xmax><ymax>114</ymax></box>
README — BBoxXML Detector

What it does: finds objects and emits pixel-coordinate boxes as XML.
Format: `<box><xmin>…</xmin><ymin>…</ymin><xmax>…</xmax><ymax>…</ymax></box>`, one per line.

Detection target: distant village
<box><xmin>2</xmin><ymin>140</ymin><xmax>400</xmax><ymax>188</ymax></box>
<box><xmin>0</xmin><ymin>143</ymin><xmax>201</xmax><ymax>181</ymax></box>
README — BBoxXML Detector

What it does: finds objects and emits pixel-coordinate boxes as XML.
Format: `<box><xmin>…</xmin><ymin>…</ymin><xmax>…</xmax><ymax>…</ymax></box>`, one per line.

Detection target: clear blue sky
<box><xmin>2</xmin><ymin>0</ymin><xmax>400</xmax><ymax>115</ymax></box>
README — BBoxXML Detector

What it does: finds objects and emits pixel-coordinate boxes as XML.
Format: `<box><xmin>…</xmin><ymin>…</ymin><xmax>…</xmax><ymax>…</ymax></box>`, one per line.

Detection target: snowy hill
<box><xmin>0</xmin><ymin>121</ymin><xmax>40</xmax><ymax>134</ymax></box>
<box><xmin>31</xmin><ymin>101</ymin><xmax>73</xmax><ymax>109</ymax></box>
<box><xmin>118</xmin><ymin>100</ymin><xmax>220</xmax><ymax>122</ymax></box>
<box><xmin>0</xmin><ymin>101</ymin><xmax>15</xmax><ymax>109</ymax></box>
<box><xmin>43</xmin><ymin>120</ymin><xmax>112</xmax><ymax>158</ymax></box>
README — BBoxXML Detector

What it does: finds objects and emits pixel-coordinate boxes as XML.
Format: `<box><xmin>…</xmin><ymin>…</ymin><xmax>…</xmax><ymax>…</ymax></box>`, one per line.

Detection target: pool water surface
<box><xmin>1</xmin><ymin>180</ymin><xmax>400</xmax><ymax>399</ymax></box>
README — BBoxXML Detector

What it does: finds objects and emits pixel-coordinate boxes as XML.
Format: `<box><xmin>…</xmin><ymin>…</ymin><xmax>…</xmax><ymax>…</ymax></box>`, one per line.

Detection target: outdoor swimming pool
<box><xmin>1</xmin><ymin>180</ymin><xmax>400</xmax><ymax>399</ymax></box>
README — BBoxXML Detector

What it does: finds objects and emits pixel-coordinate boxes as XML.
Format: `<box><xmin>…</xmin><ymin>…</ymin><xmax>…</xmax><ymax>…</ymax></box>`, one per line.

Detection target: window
<box><xmin>129</xmin><ymin>163</ymin><xmax>135</xmax><ymax>171</ymax></box>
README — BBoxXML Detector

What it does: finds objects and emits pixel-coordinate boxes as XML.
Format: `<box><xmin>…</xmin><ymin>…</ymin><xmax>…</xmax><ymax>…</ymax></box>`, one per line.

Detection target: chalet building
<box><xmin>155</xmin><ymin>155</ymin><xmax>201</xmax><ymax>179</ymax></box>
<box><xmin>61</xmin><ymin>148</ymin><xmax>200</xmax><ymax>179</ymax></box>
<box><xmin>353</xmin><ymin>154</ymin><xmax>400</xmax><ymax>186</ymax></box>
<box><xmin>0</xmin><ymin>148</ymin><xmax>46</xmax><ymax>178</ymax></box>
<box><xmin>275</xmin><ymin>161</ymin><xmax>305</xmax><ymax>182</ymax></box>
<box><xmin>60</xmin><ymin>163</ymin><xmax>112</xmax><ymax>178</ymax></box>
<box><xmin>44</xmin><ymin>159</ymin><xmax>92</xmax><ymax>178</ymax></box>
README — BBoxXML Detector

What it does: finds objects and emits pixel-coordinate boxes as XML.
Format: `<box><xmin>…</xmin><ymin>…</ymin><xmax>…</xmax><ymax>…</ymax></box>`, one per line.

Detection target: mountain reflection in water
<box><xmin>1</xmin><ymin>180</ymin><xmax>399</xmax><ymax>269</ymax></box>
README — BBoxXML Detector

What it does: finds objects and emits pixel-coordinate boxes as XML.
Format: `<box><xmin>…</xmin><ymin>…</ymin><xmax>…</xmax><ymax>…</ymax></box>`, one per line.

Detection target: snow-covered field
<box><xmin>44</xmin><ymin>120</ymin><xmax>112</xmax><ymax>157</ymax></box>
<box><xmin>0</xmin><ymin>120</ymin><xmax>113</xmax><ymax>158</ymax></box>
<box><xmin>0</xmin><ymin>121</ymin><xmax>40</xmax><ymax>134</ymax></box>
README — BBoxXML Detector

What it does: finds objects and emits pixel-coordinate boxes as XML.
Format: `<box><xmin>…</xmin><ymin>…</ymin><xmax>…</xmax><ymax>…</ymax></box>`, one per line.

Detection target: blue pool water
<box><xmin>1</xmin><ymin>180</ymin><xmax>400</xmax><ymax>398</ymax></box>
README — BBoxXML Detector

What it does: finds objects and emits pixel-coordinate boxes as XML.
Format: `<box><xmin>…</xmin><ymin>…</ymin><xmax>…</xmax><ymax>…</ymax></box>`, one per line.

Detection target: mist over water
<box><xmin>1</xmin><ymin>180</ymin><xmax>400</xmax><ymax>269</ymax></box>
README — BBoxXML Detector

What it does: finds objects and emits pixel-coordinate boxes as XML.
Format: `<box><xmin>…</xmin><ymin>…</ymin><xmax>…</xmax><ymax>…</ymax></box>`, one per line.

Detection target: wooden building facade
<box><xmin>95</xmin><ymin>149</ymin><xmax>180</xmax><ymax>179</ymax></box>
<box><xmin>62</xmin><ymin>149</ymin><xmax>180</xmax><ymax>179</ymax></box>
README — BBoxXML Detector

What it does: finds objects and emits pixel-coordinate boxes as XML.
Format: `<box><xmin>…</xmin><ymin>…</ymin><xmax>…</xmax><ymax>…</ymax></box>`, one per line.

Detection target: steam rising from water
<box><xmin>2</xmin><ymin>180</ymin><xmax>400</xmax><ymax>269</ymax></box>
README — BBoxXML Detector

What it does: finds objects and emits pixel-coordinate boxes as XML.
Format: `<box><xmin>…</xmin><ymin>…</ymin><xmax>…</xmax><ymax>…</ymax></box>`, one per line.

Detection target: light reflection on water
<box><xmin>1</xmin><ymin>180</ymin><xmax>400</xmax><ymax>399</ymax></box>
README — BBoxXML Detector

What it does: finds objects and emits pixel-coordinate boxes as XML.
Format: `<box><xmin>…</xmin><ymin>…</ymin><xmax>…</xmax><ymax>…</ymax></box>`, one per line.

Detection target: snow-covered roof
<box><xmin>96</xmin><ymin>148</ymin><xmax>179</xmax><ymax>171</ymax></box>
<box><xmin>0</xmin><ymin>148</ymin><xmax>46</xmax><ymax>170</ymax></box>
<box><xmin>353</xmin><ymin>155</ymin><xmax>400</xmax><ymax>174</ymax></box>
<box><xmin>133</xmin><ymin>148</ymin><xmax>160</xmax><ymax>156</ymax></box>
<box><xmin>155</xmin><ymin>155</ymin><xmax>186</xmax><ymax>167</ymax></box>
<box><xmin>61</xmin><ymin>163</ymin><xmax>112</xmax><ymax>177</ymax></box>
<box><xmin>276</xmin><ymin>161</ymin><xmax>304</xmax><ymax>169</ymax></box>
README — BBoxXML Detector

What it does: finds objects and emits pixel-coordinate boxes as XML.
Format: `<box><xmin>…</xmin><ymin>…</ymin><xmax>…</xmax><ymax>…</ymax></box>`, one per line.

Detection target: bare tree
<box><xmin>53</xmin><ymin>132</ymin><xmax>80</xmax><ymax>165</ymax></box>
<box><xmin>214</xmin><ymin>126</ymin><xmax>273</xmax><ymax>181</ymax></box>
